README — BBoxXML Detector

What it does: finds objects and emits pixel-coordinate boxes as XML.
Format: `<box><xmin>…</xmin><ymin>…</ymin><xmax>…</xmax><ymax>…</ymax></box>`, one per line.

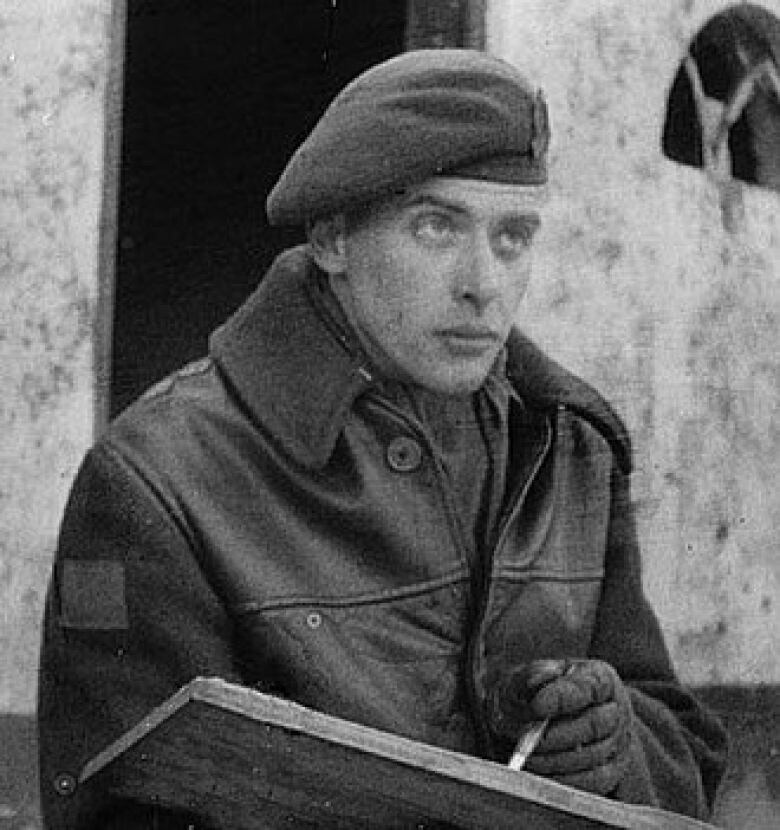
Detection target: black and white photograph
<box><xmin>0</xmin><ymin>2</ymin><xmax>778</xmax><ymax>828</ymax></box>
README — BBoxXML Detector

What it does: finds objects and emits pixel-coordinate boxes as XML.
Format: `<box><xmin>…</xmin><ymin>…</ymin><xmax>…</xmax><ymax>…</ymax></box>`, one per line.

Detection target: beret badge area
<box><xmin>530</xmin><ymin>90</ymin><xmax>550</xmax><ymax>160</ymax></box>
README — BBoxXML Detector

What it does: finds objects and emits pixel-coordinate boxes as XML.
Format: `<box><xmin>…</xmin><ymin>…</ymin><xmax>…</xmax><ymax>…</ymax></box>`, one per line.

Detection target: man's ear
<box><xmin>307</xmin><ymin>215</ymin><xmax>347</xmax><ymax>275</ymax></box>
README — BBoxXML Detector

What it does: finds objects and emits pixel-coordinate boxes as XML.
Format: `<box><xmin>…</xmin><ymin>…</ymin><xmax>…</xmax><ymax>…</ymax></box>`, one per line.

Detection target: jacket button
<box><xmin>53</xmin><ymin>773</ymin><xmax>77</xmax><ymax>797</ymax></box>
<box><xmin>386</xmin><ymin>436</ymin><xmax>422</xmax><ymax>472</ymax></box>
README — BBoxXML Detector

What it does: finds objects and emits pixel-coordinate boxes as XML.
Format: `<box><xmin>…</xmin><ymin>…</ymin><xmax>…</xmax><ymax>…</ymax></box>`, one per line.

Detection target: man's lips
<box><xmin>436</xmin><ymin>325</ymin><xmax>502</xmax><ymax>342</ymax></box>
<box><xmin>435</xmin><ymin>325</ymin><xmax>503</xmax><ymax>354</ymax></box>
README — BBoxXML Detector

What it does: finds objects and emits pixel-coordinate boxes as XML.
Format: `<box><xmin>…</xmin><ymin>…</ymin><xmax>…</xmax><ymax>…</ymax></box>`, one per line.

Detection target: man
<box><xmin>38</xmin><ymin>49</ymin><xmax>727</xmax><ymax>829</ymax></box>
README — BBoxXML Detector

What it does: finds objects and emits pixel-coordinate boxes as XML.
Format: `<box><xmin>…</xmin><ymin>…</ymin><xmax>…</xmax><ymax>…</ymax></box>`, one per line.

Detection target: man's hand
<box><xmin>489</xmin><ymin>659</ymin><xmax>633</xmax><ymax>796</ymax></box>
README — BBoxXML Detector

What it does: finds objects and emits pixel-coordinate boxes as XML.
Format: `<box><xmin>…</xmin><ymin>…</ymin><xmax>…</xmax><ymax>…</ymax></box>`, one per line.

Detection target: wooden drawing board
<box><xmin>80</xmin><ymin>678</ymin><xmax>716</xmax><ymax>829</ymax></box>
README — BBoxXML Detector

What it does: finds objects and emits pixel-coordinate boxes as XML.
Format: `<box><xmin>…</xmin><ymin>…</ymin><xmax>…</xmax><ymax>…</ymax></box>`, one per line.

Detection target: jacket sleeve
<box><xmin>587</xmin><ymin>462</ymin><xmax>728</xmax><ymax>819</ymax></box>
<box><xmin>38</xmin><ymin>441</ymin><xmax>242</xmax><ymax>830</ymax></box>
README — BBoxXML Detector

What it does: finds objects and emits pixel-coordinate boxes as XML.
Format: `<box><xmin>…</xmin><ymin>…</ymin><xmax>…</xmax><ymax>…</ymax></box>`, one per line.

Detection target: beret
<box><xmin>266</xmin><ymin>48</ymin><xmax>550</xmax><ymax>226</ymax></box>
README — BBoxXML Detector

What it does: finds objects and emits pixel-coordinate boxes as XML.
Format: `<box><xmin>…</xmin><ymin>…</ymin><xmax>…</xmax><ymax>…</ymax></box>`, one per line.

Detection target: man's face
<box><xmin>317</xmin><ymin>176</ymin><xmax>547</xmax><ymax>395</ymax></box>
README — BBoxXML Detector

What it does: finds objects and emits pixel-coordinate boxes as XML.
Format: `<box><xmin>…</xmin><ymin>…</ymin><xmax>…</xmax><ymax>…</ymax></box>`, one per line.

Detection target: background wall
<box><xmin>0</xmin><ymin>2</ymin><xmax>115</xmax><ymax>825</ymax></box>
<box><xmin>487</xmin><ymin>1</ymin><xmax>779</xmax><ymax>824</ymax></box>
<box><xmin>0</xmin><ymin>0</ymin><xmax>777</xmax><ymax>827</ymax></box>
<box><xmin>489</xmin><ymin>0</ymin><xmax>779</xmax><ymax>687</ymax></box>
<box><xmin>0</xmin><ymin>0</ymin><xmax>115</xmax><ymax>715</ymax></box>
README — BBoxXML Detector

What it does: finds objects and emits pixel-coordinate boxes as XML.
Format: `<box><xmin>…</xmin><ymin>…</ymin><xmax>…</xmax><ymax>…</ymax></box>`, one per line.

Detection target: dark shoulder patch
<box><xmin>58</xmin><ymin>560</ymin><xmax>128</xmax><ymax>630</ymax></box>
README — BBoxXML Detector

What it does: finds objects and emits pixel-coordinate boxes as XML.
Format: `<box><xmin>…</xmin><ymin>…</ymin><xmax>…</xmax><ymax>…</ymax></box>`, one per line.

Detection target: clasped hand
<box><xmin>489</xmin><ymin>659</ymin><xmax>633</xmax><ymax>795</ymax></box>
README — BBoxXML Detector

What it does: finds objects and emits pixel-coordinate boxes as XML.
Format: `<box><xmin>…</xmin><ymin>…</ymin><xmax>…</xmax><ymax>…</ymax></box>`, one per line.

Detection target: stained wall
<box><xmin>0</xmin><ymin>0</ymin><xmax>778</xmax><ymax>826</ymax></box>
<box><xmin>489</xmin><ymin>0</ymin><xmax>780</xmax><ymax>686</ymax></box>
<box><xmin>0</xmin><ymin>0</ymin><xmax>115</xmax><ymax>714</ymax></box>
<box><xmin>0</xmin><ymin>0</ymin><xmax>777</xmax><ymax>738</ymax></box>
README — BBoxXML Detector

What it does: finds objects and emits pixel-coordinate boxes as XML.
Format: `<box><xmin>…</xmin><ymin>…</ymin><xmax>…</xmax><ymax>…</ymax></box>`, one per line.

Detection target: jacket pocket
<box><xmin>327</xmin><ymin>581</ymin><xmax>470</xmax><ymax>663</ymax></box>
<box><xmin>233</xmin><ymin>580</ymin><xmax>476</xmax><ymax>752</ymax></box>
<box><xmin>484</xmin><ymin>414</ymin><xmax>613</xmax><ymax>667</ymax></box>
<box><xmin>499</xmin><ymin>412</ymin><xmax>612</xmax><ymax>581</ymax></box>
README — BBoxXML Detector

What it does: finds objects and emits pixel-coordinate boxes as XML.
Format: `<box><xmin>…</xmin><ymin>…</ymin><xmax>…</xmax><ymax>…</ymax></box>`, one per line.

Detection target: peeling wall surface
<box><xmin>0</xmin><ymin>0</ymin><xmax>110</xmax><ymax>713</ymax></box>
<box><xmin>489</xmin><ymin>0</ymin><xmax>780</xmax><ymax>686</ymax></box>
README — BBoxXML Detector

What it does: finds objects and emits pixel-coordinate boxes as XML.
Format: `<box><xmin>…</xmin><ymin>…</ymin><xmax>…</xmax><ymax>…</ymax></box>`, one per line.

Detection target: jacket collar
<box><xmin>210</xmin><ymin>245</ymin><xmax>631</xmax><ymax>473</ymax></box>
<box><xmin>505</xmin><ymin>328</ymin><xmax>632</xmax><ymax>473</ymax></box>
<box><xmin>210</xmin><ymin>246</ymin><xmax>373</xmax><ymax>469</ymax></box>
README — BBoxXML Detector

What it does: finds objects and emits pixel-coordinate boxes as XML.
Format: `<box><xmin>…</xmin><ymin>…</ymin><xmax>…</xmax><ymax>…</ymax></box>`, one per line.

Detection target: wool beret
<box><xmin>266</xmin><ymin>48</ymin><xmax>550</xmax><ymax>226</ymax></box>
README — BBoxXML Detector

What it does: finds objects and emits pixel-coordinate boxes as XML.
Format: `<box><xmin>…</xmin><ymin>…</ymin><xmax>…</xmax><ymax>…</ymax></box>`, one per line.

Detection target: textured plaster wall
<box><xmin>489</xmin><ymin>0</ymin><xmax>780</xmax><ymax>685</ymax></box>
<box><xmin>0</xmin><ymin>0</ymin><xmax>113</xmax><ymax>713</ymax></box>
<box><xmin>0</xmin><ymin>0</ymin><xmax>777</xmax><ymax>718</ymax></box>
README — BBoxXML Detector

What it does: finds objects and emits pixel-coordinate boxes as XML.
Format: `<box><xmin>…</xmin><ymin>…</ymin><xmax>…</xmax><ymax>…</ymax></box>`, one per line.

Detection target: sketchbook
<box><xmin>79</xmin><ymin>677</ymin><xmax>716</xmax><ymax>829</ymax></box>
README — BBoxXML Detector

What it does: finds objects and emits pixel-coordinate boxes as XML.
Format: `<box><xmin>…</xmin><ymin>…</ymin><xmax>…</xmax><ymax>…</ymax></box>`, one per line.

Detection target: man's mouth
<box><xmin>436</xmin><ymin>326</ymin><xmax>502</xmax><ymax>354</ymax></box>
<box><xmin>438</xmin><ymin>325</ymin><xmax>501</xmax><ymax>340</ymax></box>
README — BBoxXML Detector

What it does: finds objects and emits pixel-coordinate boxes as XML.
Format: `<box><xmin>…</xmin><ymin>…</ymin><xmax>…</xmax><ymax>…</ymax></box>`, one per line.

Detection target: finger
<box><xmin>536</xmin><ymin>702</ymin><xmax>622</xmax><ymax>753</ymax></box>
<box><xmin>526</xmin><ymin>729</ymin><xmax>626</xmax><ymax>776</ymax></box>
<box><xmin>576</xmin><ymin>661</ymin><xmax>617</xmax><ymax>705</ymax></box>
<box><xmin>491</xmin><ymin>661</ymin><xmax>571</xmax><ymax>733</ymax></box>
<box><xmin>524</xmin><ymin>660</ymin><xmax>571</xmax><ymax>693</ymax></box>
<box><xmin>530</xmin><ymin>662</ymin><xmax>615</xmax><ymax>717</ymax></box>
<box><xmin>502</xmin><ymin>660</ymin><xmax>570</xmax><ymax>704</ymax></box>
<box><xmin>531</xmin><ymin>676</ymin><xmax>594</xmax><ymax>717</ymax></box>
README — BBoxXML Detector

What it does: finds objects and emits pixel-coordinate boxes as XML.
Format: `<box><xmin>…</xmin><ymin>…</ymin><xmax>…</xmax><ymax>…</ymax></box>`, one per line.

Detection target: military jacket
<box><xmin>38</xmin><ymin>247</ymin><xmax>727</xmax><ymax>829</ymax></box>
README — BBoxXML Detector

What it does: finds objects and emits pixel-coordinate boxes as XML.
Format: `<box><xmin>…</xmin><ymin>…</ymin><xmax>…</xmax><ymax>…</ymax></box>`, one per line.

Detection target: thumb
<box><xmin>490</xmin><ymin>660</ymin><xmax>571</xmax><ymax>734</ymax></box>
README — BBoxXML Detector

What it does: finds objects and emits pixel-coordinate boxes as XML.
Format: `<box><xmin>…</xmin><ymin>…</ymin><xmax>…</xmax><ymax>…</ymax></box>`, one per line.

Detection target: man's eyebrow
<box><xmin>400</xmin><ymin>193</ymin><xmax>470</xmax><ymax>215</ymax></box>
<box><xmin>400</xmin><ymin>192</ymin><xmax>542</xmax><ymax>222</ymax></box>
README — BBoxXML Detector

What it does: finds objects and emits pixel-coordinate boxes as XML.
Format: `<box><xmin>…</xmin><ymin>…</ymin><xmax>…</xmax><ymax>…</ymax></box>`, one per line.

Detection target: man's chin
<box><xmin>412</xmin><ymin>366</ymin><xmax>493</xmax><ymax>396</ymax></box>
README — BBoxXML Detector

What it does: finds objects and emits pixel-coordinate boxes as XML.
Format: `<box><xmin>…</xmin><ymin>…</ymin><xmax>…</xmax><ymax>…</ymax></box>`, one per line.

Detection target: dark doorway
<box><xmin>110</xmin><ymin>1</ymin><xmax>409</xmax><ymax>416</ymax></box>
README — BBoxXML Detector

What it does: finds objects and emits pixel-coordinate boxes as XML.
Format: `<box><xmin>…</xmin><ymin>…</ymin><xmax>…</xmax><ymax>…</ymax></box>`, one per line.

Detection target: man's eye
<box><xmin>495</xmin><ymin>220</ymin><xmax>538</xmax><ymax>255</ymax></box>
<box><xmin>412</xmin><ymin>213</ymin><xmax>456</xmax><ymax>243</ymax></box>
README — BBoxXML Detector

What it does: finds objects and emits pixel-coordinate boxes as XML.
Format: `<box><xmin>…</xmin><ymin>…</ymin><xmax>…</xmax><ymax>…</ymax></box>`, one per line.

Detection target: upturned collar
<box><xmin>209</xmin><ymin>245</ymin><xmax>631</xmax><ymax>473</ymax></box>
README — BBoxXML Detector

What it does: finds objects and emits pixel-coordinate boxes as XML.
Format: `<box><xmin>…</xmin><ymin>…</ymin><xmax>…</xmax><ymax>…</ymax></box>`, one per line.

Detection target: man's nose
<box><xmin>456</xmin><ymin>235</ymin><xmax>503</xmax><ymax>310</ymax></box>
